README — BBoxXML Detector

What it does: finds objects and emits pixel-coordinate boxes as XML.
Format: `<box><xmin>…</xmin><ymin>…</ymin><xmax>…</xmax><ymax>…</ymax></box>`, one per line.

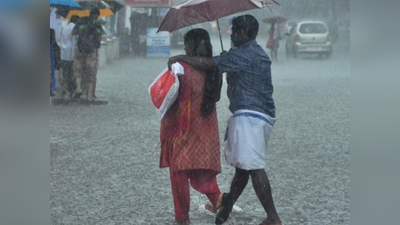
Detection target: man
<box><xmin>50</xmin><ymin>28</ymin><xmax>61</xmax><ymax>97</ymax></box>
<box><xmin>168</xmin><ymin>15</ymin><xmax>282</xmax><ymax>225</ymax></box>
<box><xmin>129</xmin><ymin>10</ymin><xmax>139</xmax><ymax>55</ymax></box>
<box><xmin>59</xmin><ymin>16</ymin><xmax>79</xmax><ymax>99</ymax></box>
<box><xmin>72</xmin><ymin>9</ymin><xmax>103</xmax><ymax>101</ymax></box>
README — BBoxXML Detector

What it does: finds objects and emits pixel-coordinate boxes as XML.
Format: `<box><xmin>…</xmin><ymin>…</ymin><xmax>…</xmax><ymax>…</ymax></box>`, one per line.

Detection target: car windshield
<box><xmin>299</xmin><ymin>23</ymin><xmax>327</xmax><ymax>34</ymax></box>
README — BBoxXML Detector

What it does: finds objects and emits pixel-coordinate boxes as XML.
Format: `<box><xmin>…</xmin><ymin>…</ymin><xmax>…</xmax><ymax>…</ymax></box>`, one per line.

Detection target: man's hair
<box><xmin>232</xmin><ymin>14</ymin><xmax>259</xmax><ymax>40</ymax></box>
<box><xmin>70</xmin><ymin>15</ymin><xmax>79</xmax><ymax>24</ymax></box>
<box><xmin>90</xmin><ymin>9</ymin><xmax>100</xmax><ymax>17</ymax></box>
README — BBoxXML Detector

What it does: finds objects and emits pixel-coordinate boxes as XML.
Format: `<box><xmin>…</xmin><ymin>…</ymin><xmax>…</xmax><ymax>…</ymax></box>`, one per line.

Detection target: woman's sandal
<box><xmin>205</xmin><ymin>193</ymin><xmax>223</xmax><ymax>214</ymax></box>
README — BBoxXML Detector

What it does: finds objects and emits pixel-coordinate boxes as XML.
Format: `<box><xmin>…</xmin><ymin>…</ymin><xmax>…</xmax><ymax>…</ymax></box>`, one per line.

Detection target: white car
<box><xmin>285</xmin><ymin>21</ymin><xmax>332</xmax><ymax>58</ymax></box>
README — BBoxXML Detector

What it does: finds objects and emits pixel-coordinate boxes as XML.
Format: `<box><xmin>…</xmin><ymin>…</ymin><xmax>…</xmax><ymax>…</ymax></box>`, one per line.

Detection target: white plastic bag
<box><xmin>148</xmin><ymin>63</ymin><xmax>184</xmax><ymax>119</ymax></box>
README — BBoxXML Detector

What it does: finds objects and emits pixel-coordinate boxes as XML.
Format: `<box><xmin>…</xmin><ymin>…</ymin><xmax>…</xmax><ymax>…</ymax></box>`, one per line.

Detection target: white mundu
<box><xmin>224</xmin><ymin>109</ymin><xmax>276</xmax><ymax>170</ymax></box>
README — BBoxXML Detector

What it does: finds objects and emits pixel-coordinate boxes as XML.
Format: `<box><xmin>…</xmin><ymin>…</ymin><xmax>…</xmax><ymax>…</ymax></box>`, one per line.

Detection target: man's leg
<box><xmin>73</xmin><ymin>48</ymin><xmax>83</xmax><ymax>97</ymax></box>
<box><xmin>63</xmin><ymin>61</ymin><xmax>75</xmax><ymax>97</ymax></box>
<box><xmin>216</xmin><ymin>168</ymin><xmax>250</xmax><ymax>224</ymax></box>
<box><xmin>230</xmin><ymin>168</ymin><xmax>250</xmax><ymax>203</ymax></box>
<box><xmin>92</xmin><ymin>78</ymin><xmax>97</xmax><ymax>99</ymax></box>
<box><xmin>85</xmin><ymin>52</ymin><xmax>98</xmax><ymax>101</ymax></box>
<box><xmin>249</xmin><ymin>169</ymin><xmax>281</xmax><ymax>224</ymax></box>
<box><xmin>60</xmin><ymin>60</ymin><xmax>67</xmax><ymax>96</ymax></box>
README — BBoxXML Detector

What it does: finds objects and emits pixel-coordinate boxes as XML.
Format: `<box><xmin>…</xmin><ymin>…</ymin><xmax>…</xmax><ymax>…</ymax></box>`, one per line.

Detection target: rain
<box><xmin>48</xmin><ymin>0</ymin><xmax>350</xmax><ymax>224</ymax></box>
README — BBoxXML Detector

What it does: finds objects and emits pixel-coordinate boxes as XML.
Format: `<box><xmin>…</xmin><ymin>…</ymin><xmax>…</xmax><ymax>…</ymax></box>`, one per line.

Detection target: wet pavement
<box><xmin>51</xmin><ymin>38</ymin><xmax>350</xmax><ymax>225</ymax></box>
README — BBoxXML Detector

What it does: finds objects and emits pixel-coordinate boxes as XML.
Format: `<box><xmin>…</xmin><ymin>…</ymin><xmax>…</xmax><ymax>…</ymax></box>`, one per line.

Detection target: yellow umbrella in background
<box><xmin>57</xmin><ymin>0</ymin><xmax>124</xmax><ymax>19</ymax></box>
<box><xmin>66</xmin><ymin>8</ymin><xmax>113</xmax><ymax>19</ymax></box>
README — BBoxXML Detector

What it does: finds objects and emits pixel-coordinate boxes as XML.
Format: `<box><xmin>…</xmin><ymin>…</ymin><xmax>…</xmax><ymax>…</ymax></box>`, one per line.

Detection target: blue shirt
<box><xmin>213</xmin><ymin>40</ymin><xmax>276</xmax><ymax>118</ymax></box>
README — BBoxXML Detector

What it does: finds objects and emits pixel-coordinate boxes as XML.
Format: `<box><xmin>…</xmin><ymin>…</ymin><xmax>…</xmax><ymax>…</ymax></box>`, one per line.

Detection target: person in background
<box><xmin>72</xmin><ymin>9</ymin><xmax>103</xmax><ymax>101</ymax></box>
<box><xmin>160</xmin><ymin>29</ymin><xmax>223</xmax><ymax>225</ymax></box>
<box><xmin>59</xmin><ymin>15</ymin><xmax>79</xmax><ymax>99</ymax></box>
<box><xmin>168</xmin><ymin>15</ymin><xmax>283</xmax><ymax>225</ymax></box>
<box><xmin>92</xmin><ymin>19</ymin><xmax>106</xmax><ymax>100</ymax></box>
<box><xmin>266</xmin><ymin>22</ymin><xmax>281</xmax><ymax>61</ymax></box>
<box><xmin>50</xmin><ymin>28</ymin><xmax>60</xmax><ymax>97</ymax></box>
<box><xmin>129</xmin><ymin>10</ymin><xmax>139</xmax><ymax>56</ymax></box>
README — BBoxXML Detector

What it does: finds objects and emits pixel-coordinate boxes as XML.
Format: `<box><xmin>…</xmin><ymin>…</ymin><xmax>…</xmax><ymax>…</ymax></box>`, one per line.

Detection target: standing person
<box><xmin>266</xmin><ymin>22</ymin><xmax>281</xmax><ymax>61</ymax></box>
<box><xmin>129</xmin><ymin>10</ymin><xmax>139</xmax><ymax>55</ymax></box>
<box><xmin>50</xmin><ymin>29</ymin><xmax>60</xmax><ymax>97</ymax></box>
<box><xmin>160</xmin><ymin>29</ymin><xmax>223</xmax><ymax>225</ymax></box>
<box><xmin>72</xmin><ymin>9</ymin><xmax>103</xmax><ymax>101</ymax></box>
<box><xmin>168</xmin><ymin>15</ymin><xmax>283</xmax><ymax>225</ymax></box>
<box><xmin>59</xmin><ymin>16</ymin><xmax>79</xmax><ymax>99</ymax></box>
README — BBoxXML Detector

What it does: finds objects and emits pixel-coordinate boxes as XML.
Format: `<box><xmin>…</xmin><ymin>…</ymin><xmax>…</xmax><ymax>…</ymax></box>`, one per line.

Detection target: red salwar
<box><xmin>169</xmin><ymin>168</ymin><xmax>220</xmax><ymax>221</ymax></box>
<box><xmin>159</xmin><ymin>63</ymin><xmax>222</xmax><ymax>221</ymax></box>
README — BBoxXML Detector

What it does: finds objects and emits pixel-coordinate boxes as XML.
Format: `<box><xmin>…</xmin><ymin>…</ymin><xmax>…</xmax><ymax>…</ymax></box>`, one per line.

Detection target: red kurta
<box><xmin>159</xmin><ymin>63</ymin><xmax>221</xmax><ymax>173</ymax></box>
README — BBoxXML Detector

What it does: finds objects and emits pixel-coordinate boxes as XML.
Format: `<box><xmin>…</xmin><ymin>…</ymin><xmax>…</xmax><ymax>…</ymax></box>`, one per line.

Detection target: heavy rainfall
<box><xmin>49</xmin><ymin>0</ymin><xmax>350</xmax><ymax>225</ymax></box>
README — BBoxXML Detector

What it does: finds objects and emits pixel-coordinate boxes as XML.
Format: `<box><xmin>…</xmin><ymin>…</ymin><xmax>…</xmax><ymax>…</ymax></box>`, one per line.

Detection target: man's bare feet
<box><xmin>259</xmin><ymin>218</ymin><xmax>283</xmax><ymax>225</ymax></box>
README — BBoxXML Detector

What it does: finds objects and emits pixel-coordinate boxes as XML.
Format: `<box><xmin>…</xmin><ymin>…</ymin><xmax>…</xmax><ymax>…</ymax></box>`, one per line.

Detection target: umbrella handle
<box><xmin>217</xmin><ymin>19</ymin><xmax>224</xmax><ymax>51</ymax></box>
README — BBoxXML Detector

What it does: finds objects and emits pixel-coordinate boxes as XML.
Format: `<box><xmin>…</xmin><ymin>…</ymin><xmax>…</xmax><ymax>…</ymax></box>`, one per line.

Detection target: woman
<box><xmin>159</xmin><ymin>29</ymin><xmax>223</xmax><ymax>225</ymax></box>
<box><xmin>266</xmin><ymin>22</ymin><xmax>281</xmax><ymax>60</ymax></box>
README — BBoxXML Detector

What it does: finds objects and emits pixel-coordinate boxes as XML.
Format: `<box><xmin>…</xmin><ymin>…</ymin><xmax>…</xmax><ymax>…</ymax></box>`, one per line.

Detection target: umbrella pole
<box><xmin>217</xmin><ymin>19</ymin><xmax>224</xmax><ymax>51</ymax></box>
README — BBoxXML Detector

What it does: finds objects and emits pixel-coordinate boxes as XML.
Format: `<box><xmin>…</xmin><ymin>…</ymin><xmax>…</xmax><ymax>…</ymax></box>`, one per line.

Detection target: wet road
<box><xmin>51</xmin><ymin>38</ymin><xmax>350</xmax><ymax>225</ymax></box>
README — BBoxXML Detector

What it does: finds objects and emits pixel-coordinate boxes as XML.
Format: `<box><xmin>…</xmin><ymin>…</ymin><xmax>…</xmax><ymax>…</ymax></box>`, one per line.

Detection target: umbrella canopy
<box><xmin>157</xmin><ymin>0</ymin><xmax>280</xmax><ymax>33</ymax></box>
<box><xmin>50</xmin><ymin>0</ymin><xmax>81</xmax><ymax>8</ymax></box>
<box><xmin>57</xmin><ymin>0</ymin><xmax>124</xmax><ymax>19</ymax></box>
<box><xmin>157</xmin><ymin>0</ymin><xmax>280</xmax><ymax>50</ymax></box>
<box><xmin>263</xmin><ymin>15</ymin><xmax>286</xmax><ymax>24</ymax></box>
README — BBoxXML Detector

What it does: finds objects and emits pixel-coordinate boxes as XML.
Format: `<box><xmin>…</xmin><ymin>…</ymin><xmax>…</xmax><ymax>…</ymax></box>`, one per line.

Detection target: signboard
<box><xmin>146</xmin><ymin>28</ymin><xmax>170</xmax><ymax>57</ymax></box>
<box><xmin>125</xmin><ymin>0</ymin><xmax>171</xmax><ymax>7</ymax></box>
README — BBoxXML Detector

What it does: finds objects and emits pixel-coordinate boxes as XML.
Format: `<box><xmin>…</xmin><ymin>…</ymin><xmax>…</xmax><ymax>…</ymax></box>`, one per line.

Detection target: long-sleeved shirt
<box><xmin>59</xmin><ymin>22</ymin><xmax>76</xmax><ymax>61</ymax></box>
<box><xmin>213</xmin><ymin>40</ymin><xmax>276</xmax><ymax>118</ymax></box>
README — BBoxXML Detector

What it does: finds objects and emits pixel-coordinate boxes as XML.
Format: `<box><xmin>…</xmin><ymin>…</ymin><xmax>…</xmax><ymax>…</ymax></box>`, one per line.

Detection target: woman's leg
<box><xmin>189</xmin><ymin>170</ymin><xmax>221</xmax><ymax>206</ymax></box>
<box><xmin>170</xmin><ymin>168</ymin><xmax>191</xmax><ymax>221</ymax></box>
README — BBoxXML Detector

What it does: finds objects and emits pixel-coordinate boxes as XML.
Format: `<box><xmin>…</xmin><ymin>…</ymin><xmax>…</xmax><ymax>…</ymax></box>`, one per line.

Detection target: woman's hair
<box><xmin>184</xmin><ymin>29</ymin><xmax>221</xmax><ymax>118</ymax></box>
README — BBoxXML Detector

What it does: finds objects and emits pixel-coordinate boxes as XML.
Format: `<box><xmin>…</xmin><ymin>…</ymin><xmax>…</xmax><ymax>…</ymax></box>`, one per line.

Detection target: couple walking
<box><xmin>159</xmin><ymin>15</ymin><xmax>283</xmax><ymax>225</ymax></box>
